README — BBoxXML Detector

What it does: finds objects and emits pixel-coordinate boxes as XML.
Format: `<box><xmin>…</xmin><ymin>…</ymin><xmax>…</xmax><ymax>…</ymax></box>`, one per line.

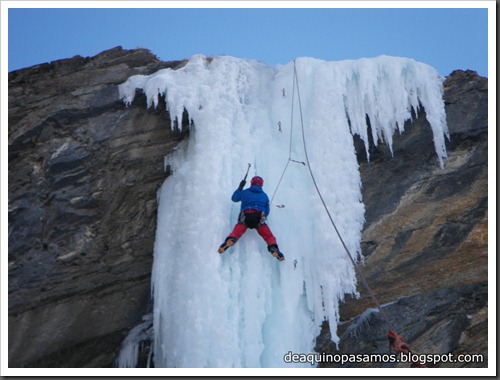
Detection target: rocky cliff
<box><xmin>316</xmin><ymin>69</ymin><xmax>488</xmax><ymax>368</ymax></box>
<box><xmin>8</xmin><ymin>47</ymin><xmax>189</xmax><ymax>367</ymax></box>
<box><xmin>8</xmin><ymin>48</ymin><xmax>488</xmax><ymax>368</ymax></box>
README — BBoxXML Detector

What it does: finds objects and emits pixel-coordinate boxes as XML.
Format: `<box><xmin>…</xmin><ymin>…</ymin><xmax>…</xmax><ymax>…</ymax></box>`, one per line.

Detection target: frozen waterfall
<box><xmin>118</xmin><ymin>55</ymin><xmax>448</xmax><ymax>368</ymax></box>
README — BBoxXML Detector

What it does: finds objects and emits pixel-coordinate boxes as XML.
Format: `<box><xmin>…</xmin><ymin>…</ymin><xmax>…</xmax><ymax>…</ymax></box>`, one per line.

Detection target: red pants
<box><xmin>228</xmin><ymin>223</ymin><xmax>277</xmax><ymax>247</ymax></box>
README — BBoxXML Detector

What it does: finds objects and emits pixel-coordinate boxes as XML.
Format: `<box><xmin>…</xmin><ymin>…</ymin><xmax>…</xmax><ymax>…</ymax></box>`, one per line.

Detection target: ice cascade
<box><xmin>118</xmin><ymin>55</ymin><xmax>448</xmax><ymax>368</ymax></box>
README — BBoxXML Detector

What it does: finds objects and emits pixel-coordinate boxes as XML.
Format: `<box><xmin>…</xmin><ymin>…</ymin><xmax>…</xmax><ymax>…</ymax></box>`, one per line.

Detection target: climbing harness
<box><xmin>272</xmin><ymin>59</ymin><xmax>426</xmax><ymax>368</ymax></box>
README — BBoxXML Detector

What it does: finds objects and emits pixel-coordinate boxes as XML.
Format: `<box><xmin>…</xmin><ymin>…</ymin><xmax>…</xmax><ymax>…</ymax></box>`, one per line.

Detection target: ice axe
<box><xmin>243</xmin><ymin>163</ymin><xmax>251</xmax><ymax>181</ymax></box>
<box><xmin>238</xmin><ymin>163</ymin><xmax>251</xmax><ymax>190</ymax></box>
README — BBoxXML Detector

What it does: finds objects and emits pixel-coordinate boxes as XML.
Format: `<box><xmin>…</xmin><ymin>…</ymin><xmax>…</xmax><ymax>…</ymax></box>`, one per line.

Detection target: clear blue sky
<box><xmin>6</xmin><ymin>4</ymin><xmax>491</xmax><ymax>77</ymax></box>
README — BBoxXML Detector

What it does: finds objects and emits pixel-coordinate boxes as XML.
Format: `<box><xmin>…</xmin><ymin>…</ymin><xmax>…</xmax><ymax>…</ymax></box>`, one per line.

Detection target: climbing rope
<box><xmin>270</xmin><ymin>61</ymin><xmax>303</xmax><ymax>206</ymax></box>
<box><xmin>281</xmin><ymin>59</ymin><xmax>426</xmax><ymax>367</ymax></box>
<box><xmin>292</xmin><ymin>60</ymin><xmax>393</xmax><ymax>327</ymax></box>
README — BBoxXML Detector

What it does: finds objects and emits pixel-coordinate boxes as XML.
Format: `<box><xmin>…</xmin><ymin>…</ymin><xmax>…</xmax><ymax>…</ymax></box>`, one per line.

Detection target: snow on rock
<box><xmin>118</xmin><ymin>55</ymin><xmax>448</xmax><ymax>368</ymax></box>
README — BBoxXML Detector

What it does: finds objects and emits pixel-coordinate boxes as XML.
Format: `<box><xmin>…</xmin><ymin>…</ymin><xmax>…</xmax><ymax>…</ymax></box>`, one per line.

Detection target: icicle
<box><xmin>114</xmin><ymin>314</ymin><xmax>153</xmax><ymax>368</ymax></box>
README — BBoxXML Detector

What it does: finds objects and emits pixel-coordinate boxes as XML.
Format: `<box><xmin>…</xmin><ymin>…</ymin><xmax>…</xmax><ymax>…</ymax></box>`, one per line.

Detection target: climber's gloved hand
<box><xmin>238</xmin><ymin>180</ymin><xmax>246</xmax><ymax>191</ymax></box>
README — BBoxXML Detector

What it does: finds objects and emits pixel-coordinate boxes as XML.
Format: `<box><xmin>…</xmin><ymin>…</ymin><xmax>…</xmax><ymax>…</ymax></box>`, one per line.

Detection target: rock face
<box><xmin>8</xmin><ymin>48</ymin><xmax>488</xmax><ymax>368</ymax></box>
<box><xmin>315</xmin><ymin>69</ymin><xmax>488</xmax><ymax>368</ymax></box>
<box><xmin>8</xmin><ymin>47</ymin><xmax>189</xmax><ymax>367</ymax></box>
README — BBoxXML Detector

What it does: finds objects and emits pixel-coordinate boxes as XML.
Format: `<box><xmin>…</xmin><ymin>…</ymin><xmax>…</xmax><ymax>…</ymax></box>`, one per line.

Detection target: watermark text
<box><xmin>283</xmin><ymin>351</ymin><xmax>484</xmax><ymax>366</ymax></box>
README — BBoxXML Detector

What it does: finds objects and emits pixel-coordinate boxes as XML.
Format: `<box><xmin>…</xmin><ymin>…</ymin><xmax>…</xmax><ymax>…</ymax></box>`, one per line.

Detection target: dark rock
<box><xmin>321</xmin><ymin>70</ymin><xmax>488</xmax><ymax>368</ymax></box>
<box><xmin>443</xmin><ymin>70</ymin><xmax>487</xmax><ymax>139</ymax></box>
<box><xmin>8</xmin><ymin>47</ymin><xmax>188</xmax><ymax>367</ymax></box>
<box><xmin>317</xmin><ymin>282</ymin><xmax>487</xmax><ymax>368</ymax></box>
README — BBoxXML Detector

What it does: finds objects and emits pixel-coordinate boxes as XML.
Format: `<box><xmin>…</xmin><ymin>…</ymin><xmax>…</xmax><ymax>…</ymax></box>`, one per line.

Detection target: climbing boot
<box><xmin>268</xmin><ymin>244</ymin><xmax>285</xmax><ymax>262</ymax></box>
<box><xmin>218</xmin><ymin>237</ymin><xmax>236</xmax><ymax>254</ymax></box>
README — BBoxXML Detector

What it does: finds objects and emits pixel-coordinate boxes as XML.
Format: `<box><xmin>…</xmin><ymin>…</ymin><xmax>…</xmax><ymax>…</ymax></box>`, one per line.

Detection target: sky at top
<box><xmin>5</xmin><ymin>2</ymin><xmax>491</xmax><ymax>78</ymax></box>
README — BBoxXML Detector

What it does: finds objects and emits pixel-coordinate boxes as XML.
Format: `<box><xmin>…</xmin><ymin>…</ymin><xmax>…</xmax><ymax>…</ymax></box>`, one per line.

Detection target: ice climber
<box><xmin>218</xmin><ymin>176</ymin><xmax>285</xmax><ymax>261</ymax></box>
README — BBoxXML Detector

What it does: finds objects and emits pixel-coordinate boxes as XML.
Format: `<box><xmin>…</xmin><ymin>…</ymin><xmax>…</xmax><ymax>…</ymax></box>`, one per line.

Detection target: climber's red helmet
<box><xmin>250</xmin><ymin>176</ymin><xmax>264</xmax><ymax>187</ymax></box>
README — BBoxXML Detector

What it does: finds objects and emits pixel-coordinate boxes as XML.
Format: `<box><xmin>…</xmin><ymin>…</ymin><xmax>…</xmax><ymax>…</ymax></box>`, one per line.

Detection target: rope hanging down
<box><xmin>277</xmin><ymin>59</ymin><xmax>426</xmax><ymax>368</ymax></box>
<box><xmin>269</xmin><ymin>63</ymin><xmax>305</xmax><ymax>206</ymax></box>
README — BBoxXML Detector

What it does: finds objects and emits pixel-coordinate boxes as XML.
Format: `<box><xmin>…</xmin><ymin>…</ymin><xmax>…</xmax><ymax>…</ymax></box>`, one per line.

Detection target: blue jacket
<box><xmin>232</xmin><ymin>185</ymin><xmax>270</xmax><ymax>216</ymax></box>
